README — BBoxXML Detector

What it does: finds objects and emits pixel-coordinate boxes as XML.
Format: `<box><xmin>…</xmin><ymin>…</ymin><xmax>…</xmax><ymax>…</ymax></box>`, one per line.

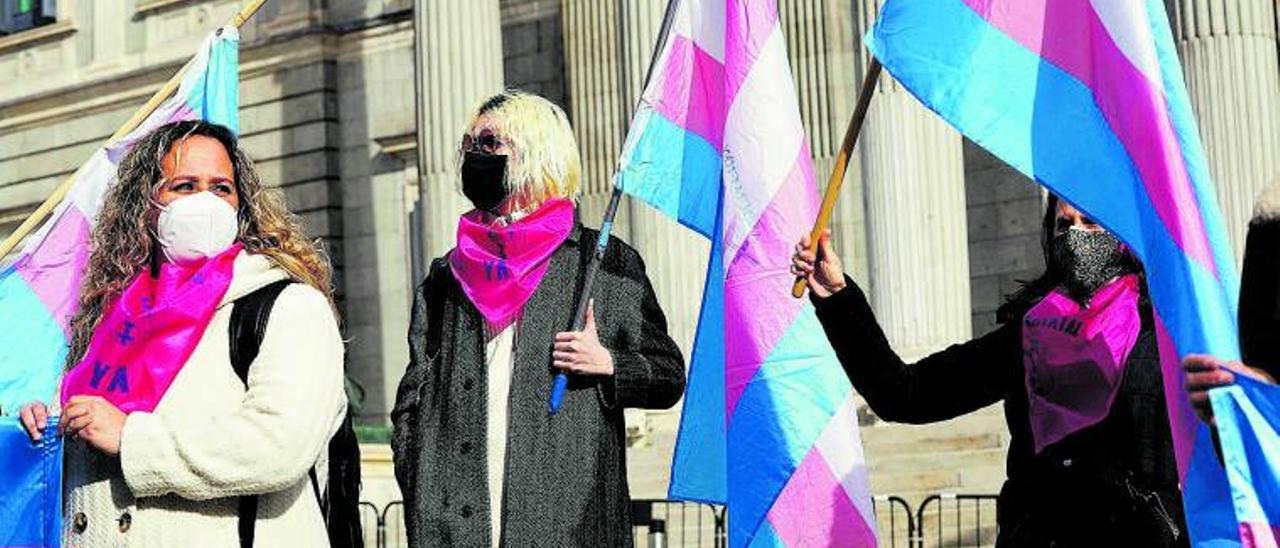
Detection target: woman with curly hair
<box><xmin>18</xmin><ymin>120</ymin><xmax>346</xmax><ymax>547</ymax></box>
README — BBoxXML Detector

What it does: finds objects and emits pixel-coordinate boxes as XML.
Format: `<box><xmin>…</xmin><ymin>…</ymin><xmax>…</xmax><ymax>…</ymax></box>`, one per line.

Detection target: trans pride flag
<box><xmin>867</xmin><ymin>0</ymin><xmax>1244</xmax><ymax>544</ymax></box>
<box><xmin>0</xmin><ymin>26</ymin><xmax>240</xmax><ymax>414</ymax></box>
<box><xmin>0</xmin><ymin>27</ymin><xmax>239</xmax><ymax>546</ymax></box>
<box><xmin>618</xmin><ymin>1</ymin><xmax>877</xmax><ymax>545</ymax></box>
<box><xmin>1212</xmin><ymin>375</ymin><xmax>1280</xmax><ymax>546</ymax></box>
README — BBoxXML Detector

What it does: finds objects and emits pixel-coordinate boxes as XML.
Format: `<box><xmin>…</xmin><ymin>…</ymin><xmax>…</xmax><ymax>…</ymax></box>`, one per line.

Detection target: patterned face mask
<box><xmin>1050</xmin><ymin>227</ymin><xmax>1133</xmax><ymax>305</ymax></box>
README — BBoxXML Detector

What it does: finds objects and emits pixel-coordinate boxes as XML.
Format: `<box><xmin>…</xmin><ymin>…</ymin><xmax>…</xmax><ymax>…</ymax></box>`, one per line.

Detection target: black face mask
<box><xmin>461</xmin><ymin>151</ymin><xmax>509</xmax><ymax>213</ymax></box>
<box><xmin>1050</xmin><ymin>228</ymin><xmax>1134</xmax><ymax>303</ymax></box>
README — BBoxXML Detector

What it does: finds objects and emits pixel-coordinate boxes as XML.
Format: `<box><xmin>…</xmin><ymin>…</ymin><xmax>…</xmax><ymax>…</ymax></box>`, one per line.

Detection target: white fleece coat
<box><xmin>61</xmin><ymin>252</ymin><xmax>346</xmax><ymax>547</ymax></box>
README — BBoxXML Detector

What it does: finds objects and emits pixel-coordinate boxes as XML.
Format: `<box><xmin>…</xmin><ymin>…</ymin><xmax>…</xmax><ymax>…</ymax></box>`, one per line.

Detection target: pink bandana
<box><xmin>61</xmin><ymin>244</ymin><xmax>242</xmax><ymax>413</ymax></box>
<box><xmin>449</xmin><ymin>199</ymin><xmax>575</xmax><ymax>329</ymax></box>
<box><xmin>1023</xmin><ymin>274</ymin><xmax>1142</xmax><ymax>453</ymax></box>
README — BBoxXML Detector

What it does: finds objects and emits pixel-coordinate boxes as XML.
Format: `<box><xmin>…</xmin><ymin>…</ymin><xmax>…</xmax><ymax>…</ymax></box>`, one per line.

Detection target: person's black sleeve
<box><xmin>1239</xmin><ymin>219</ymin><xmax>1280</xmax><ymax>381</ymax></box>
<box><xmin>811</xmin><ymin>277</ymin><xmax>1018</xmax><ymax>424</ymax></box>
<box><xmin>600</xmin><ymin>247</ymin><xmax>687</xmax><ymax>410</ymax></box>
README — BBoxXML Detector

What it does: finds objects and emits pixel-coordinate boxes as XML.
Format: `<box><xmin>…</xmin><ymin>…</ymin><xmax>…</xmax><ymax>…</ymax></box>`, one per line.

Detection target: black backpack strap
<box><xmin>228</xmin><ymin>279</ymin><xmax>295</xmax><ymax>548</ymax></box>
<box><xmin>229</xmin><ymin>279</ymin><xmax>294</xmax><ymax>385</ymax></box>
<box><xmin>237</xmin><ymin>497</ymin><xmax>259</xmax><ymax>548</ymax></box>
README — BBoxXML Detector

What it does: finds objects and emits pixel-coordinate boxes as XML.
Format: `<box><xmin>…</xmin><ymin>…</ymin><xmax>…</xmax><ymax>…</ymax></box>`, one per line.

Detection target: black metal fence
<box><xmin>873</xmin><ymin>495</ymin><xmax>916</xmax><ymax>548</ymax></box>
<box><xmin>914</xmin><ymin>494</ymin><xmax>1000</xmax><ymax>547</ymax></box>
<box><xmin>358</xmin><ymin>493</ymin><xmax>999</xmax><ymax>548</ymax></box>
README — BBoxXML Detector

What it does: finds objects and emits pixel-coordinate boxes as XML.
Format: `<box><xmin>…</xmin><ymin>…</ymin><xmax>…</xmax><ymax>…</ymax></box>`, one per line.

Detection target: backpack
<box><xmin>228</xmin><ymin>279</ymin><xmax>364</xmax><ymax>548</ymax></box>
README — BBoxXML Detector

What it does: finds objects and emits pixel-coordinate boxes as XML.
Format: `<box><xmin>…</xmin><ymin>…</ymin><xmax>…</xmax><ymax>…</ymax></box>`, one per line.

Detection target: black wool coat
<box><xmin>391</xmin><ymin>224</ymin><xmax>686</xmax><ymax>548</ymax></box>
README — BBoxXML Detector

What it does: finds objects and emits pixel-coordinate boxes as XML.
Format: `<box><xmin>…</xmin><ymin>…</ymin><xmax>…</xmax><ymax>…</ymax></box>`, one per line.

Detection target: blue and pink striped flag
<box><xmin>618</xmin><ymin>1</ymin><xmax>878</xmax><ymax>546</ymax></box>
<box><xmin>1212</xmin><ymin>375</ymin><xmax>1280</xmax><ymax>546</ymax></box>
<box><xmin>0</xmin><ymin>27</ymin><xmax>241</xmax><ymax>414</ymax></box>
<box><xmin>867</xmin><ymin>0</ymin><xmax>1246</xmax><ymax>544</ymax></box>
<box><xmin>0</xmin><ymin>27</ymin><xmax>240</xmax><ymax>547</ymax></box>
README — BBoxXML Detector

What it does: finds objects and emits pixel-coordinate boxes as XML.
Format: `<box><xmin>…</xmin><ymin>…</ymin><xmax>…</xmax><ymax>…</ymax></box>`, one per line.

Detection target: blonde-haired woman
<box><xmin>391</xmin><ymin>90</ymin><xmax>686</xmax><ymax>547</ymax></box>
<box><xmin>18</xmin><ymin>120</ymin><xmax>346</xmax><ymax>546</ymax></box>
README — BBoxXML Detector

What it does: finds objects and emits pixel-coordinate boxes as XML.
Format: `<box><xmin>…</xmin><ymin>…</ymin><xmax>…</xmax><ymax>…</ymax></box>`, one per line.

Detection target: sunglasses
<box><xmin>461</xmin><ymin>131</ymin><xmax>505</xmax><ymax>154</ymax></box>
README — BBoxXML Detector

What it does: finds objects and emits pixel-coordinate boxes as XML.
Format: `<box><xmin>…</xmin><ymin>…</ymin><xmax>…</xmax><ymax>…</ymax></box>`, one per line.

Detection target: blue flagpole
<box><xmin>549</xmin><ymin>0</ymin><xmax>683</xmax><ymax>414</ymax></box>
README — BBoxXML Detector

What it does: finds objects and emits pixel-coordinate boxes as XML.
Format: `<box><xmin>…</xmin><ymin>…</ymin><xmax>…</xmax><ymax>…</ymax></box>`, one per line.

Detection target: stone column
<box><xmin>854</xmin><ymin>0</ymin><xmax>972</xmax><ymax>360</ymax></box>
<box><xmin>1166</xmin><ymin>0</ymin><xmax>1280</xmax><ymax>259</ymax></box>
<box><xmin>413</xmin><ymin>0</ymin><xmax>505</xmax><ymax>262</ymax></box>
<box><xmin>561</xmin><ymin>0</ymin><xmax>633</xmax><ymax>242</ymax></box>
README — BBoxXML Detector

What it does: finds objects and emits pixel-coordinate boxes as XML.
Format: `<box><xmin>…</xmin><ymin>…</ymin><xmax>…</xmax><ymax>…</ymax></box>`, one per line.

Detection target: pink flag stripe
<box><xmin>766</xmin><ymin>445</ymin><xmax>878</xmax><ymax>548</ymax></box>
<box><xmin>723</xmin><ymin>144</ymin><xmax>817</xmax><ymax>417</ymax></box>
<box><xmin>724</xmin><ymin>0</ymin><xmax>779</xmax><ymax>105</ymax></box>
<box><xmin>652</xmin><ymin>35</ymin><xmax>728</xmax><ymax>151</ymax></box>
<box><xmin>814</xmin><ymin>395</ymin><xmax>877</xmax><ymax>526</ymax></box>
<box><xmin>1155</xmin><ymin>315</ymin><xmax>1198</xmax><ymax>480</ymax></box>
<box><xmin>15</xmin><ymin>206</ymin><xmax>91</xmax><ymax>337</ymax></box>
<box><xmin>720</xmin><ymin>25</ymin><xmax>809</xmax><ymax>265</ymax></box>
<box><xmin>1083</xmin><ymin>1</ymin><xmax>1164</xmax><ymax>86</ymax></box>
<box><xmin>1240</xmin><ymin>522</ymin><xmax>1280</xmax><ymax>548</ymax></box>
<box><xmin>961</xmin><ymin>0</ymin><xmax>1219</xmax><ymax>280</ymax></box>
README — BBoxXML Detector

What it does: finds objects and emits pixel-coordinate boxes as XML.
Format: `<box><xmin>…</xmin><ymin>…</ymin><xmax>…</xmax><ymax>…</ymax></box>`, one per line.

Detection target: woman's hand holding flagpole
<box><xmin>791</xmin><ymin>58</ymin><xmax>882</xmax><ymax>299</ymax></box>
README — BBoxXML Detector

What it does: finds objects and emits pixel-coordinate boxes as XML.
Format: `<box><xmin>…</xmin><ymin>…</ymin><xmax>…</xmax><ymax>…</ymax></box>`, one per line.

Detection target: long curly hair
<box><xmin>66</xmin><ymin>121</ymin><xmax>335</xmax><ymax>368</ymax></box>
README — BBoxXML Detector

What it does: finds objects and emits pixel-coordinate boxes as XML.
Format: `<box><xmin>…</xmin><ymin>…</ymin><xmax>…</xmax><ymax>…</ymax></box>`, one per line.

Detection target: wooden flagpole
<box><xmin>791</xmin><ymin>58</ymin><xmax>883</xmax><ymax>298</ymax></box>
<box><xmin>0</xmin><ymin>0</ymin><xmax>271</xmax><ymax>262</ymax></box>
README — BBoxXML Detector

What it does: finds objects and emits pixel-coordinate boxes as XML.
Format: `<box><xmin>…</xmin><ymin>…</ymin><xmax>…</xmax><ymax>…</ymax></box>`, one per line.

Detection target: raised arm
<box><xmin>812</xmin><ymin>279</ymin><xmax>1017</xmax><ymax>424</ymax></box>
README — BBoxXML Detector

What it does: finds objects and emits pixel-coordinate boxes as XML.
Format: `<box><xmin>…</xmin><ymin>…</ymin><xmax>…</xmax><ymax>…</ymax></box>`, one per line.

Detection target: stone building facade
<box><xmin>0</xmin><ymin>0</ymin><xmax>1276</xmax><ymax>533</ymax></box>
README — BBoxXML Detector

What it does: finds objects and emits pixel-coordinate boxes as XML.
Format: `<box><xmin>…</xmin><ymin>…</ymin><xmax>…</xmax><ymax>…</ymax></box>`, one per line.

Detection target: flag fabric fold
<box><xmin>1212</xmin><ymin>375</ymin><xmax>1280</xmax><ymax>547</ymax></box>
<box><xmin>618</xmin><ymin>1</ymin><xmax>877</xmax><ymax>545</ymax></box>
<box><xmin>0</xmin><ymin>27</ymin><xmax>241</xmax><ymax>548</ymax></box>
<box><xmin>867</xmin><ymin>0</ymin><xmax>1242</xmax><ymax>544</ymax></box>
<box><xmin>0</xmin><ymin>419</ymin><xmax>61</xmax><ymax>548</ymax></box>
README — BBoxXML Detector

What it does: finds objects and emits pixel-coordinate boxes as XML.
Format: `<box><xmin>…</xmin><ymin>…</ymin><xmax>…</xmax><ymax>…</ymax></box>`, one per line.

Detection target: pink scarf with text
<box><xmin>1023</xmin><ymin>274</ymin><xmax>1142</xmax><ymax>453</ymax></box>
<box><xmin>61</xmin><ymin>244</ymin><xmax>242</xmax><ymax>413</ymax></box>
<box><xmin>449</xmin><ymin>199</ymin><xmax>575</xmax><ymax>330</ymax></box>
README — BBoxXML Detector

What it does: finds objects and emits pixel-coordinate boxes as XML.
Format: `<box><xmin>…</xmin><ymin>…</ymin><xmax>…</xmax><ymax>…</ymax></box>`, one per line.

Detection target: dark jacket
<box><xmin>813</xmin><ymin>279</ymin><xmax>1188</xmax><ymax>547</ymax></box>
<box><xmin>1239</xmin><ymin>193</ymin><xmax>1280</xmax><ymax>374</ymax></box>
<box><xmin>391</xmin><ymin>224</ymin><xmax>686</xmax><ymax>548</ymax></box>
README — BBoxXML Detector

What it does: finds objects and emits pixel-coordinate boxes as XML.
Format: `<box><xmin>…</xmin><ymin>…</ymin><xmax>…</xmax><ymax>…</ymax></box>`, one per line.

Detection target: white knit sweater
<box><xmin>61</xmin><ymin>252</ymin><xmax>346</xmax><ymax>547</ymax></box>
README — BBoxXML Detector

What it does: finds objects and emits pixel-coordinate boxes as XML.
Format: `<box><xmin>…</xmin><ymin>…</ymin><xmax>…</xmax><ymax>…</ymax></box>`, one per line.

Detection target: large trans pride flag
<box><xmin>0</xmin><ymin>27</ymin><xmax>239</xmax><ymax>547</ymax></box>
<box><xmin>618</xmin><ymin>1</ymin><xmax>877</xmax><ymax>546</ymax></box>
<box><xmin>867</xmin><ymin>0</ymin><xmax>1245</xmax><ymax>544</ymax></box>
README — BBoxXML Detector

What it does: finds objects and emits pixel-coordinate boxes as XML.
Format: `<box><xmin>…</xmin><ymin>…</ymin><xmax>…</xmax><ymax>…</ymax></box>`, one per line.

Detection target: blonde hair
<box><xmin>66</xmin><ymin>121</ymin><xmax>336</xmax><ymax>368</ymax></box>
<box><xmin>461</xmin><ymin>90</ymin><xmax>582</xmax><ymax>212</ymax></box>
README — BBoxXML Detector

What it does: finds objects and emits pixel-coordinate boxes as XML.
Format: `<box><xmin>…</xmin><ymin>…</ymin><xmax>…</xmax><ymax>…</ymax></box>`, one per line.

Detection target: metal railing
<box><xmin>915</xmin><ymin>494</ymin><xmax>1000</xmax><ymax>547</ymax></box>
<box><xmin>631</xmin><ymin>499</ymin><xmax>726</xmax><ymax>547</ymax></box>
<box><xmin>359</xmin><ymin>494</ymin><xmax>999</xmax><ymax>548</ymax></box>
<box><xmin>873</xmin><ymin>495</ymin><xmax>916</xmax><ymax>548</ymax></box>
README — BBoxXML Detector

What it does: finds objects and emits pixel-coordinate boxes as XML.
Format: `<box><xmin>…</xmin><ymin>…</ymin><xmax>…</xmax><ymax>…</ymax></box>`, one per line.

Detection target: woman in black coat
<box><xmin>390</xmin><ymin>91</ymin><xmax>686</xmax><ymax>547</ymax></box>
<box><xmin>792</xmin><ymin>194</ymin><xmax>1188</xmax><ymax>546</ymax></box>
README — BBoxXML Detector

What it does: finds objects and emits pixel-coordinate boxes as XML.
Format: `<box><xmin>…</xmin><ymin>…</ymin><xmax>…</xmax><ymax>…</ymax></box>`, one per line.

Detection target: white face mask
<box><xmin>155</xmin><ymin>191</ymin><xmax>239</xmax><ymax>266</ymax></box>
